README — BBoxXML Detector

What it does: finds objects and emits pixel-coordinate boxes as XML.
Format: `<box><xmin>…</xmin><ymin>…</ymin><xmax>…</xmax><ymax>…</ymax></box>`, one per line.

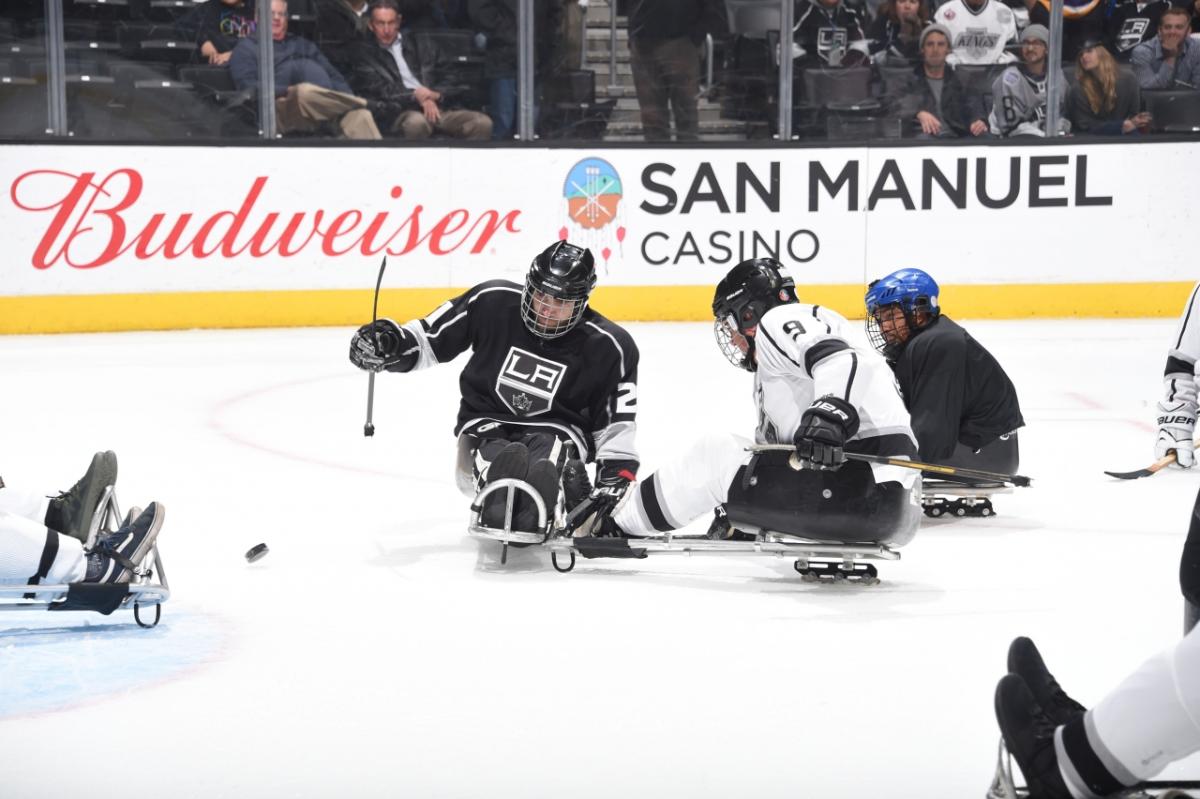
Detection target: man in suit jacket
<box><xmin>350</xmin><ymin>0</ymin><xmax>492</xmax><ymax>139</ymax></box>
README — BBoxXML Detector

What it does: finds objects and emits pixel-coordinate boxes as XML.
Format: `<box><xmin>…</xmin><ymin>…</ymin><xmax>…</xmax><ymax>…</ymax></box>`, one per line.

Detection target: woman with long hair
<box><xmin>1068</xmin><ymin>38</ymin><xmax>1149</xmax><ymax>134</ymax></box>
<box><xmin>867</xmin><ymin>0</ymin><xmax>930</xmax><ymax>65</ymax></box>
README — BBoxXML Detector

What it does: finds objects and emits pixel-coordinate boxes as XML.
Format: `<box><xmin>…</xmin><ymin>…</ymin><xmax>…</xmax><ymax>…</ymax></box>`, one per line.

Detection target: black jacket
<box><xmin>347</xmin><ymin>34</ymin><xmax>471</xmax><ymax>125</ymax></box>
<box><xmin>627</xmin><ymin>0</ymin><xmax>724</xmax><ymax>43</ymax></box>
<box><xmin>899</xmin><ymin>63</ymin><xmax>988</xmax><ymax>136</ymax></box>
<box><xmin>468</xmin><ymin>0</ymin><xmax>561</xmax><ymax>78</ymax></box>
<box><xmin>866</xmin><ymin>15</ymin><xmax>921</xmax><ymax>65</ymax></box>
<box><xmin>1067</xmin><ymin>68</ymin><xmax>1141</xmax><ymax>134</ymax></box>
<box><xmin>890</xmin><ymin>315</ymin><xmax>1024</xmax><ymax>460</ymax></box>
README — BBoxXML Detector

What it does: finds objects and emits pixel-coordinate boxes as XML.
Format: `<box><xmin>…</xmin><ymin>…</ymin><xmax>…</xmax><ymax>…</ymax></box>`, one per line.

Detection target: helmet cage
<box><xmin>864</xmin><ymin>271</ymin><xmax>940</xmax><ymax>359</ymax></box>
<box><xmin>521</xmin><ymin>241</ymin><xmax>597</xmax><ymax>340</ymax></box>
<box><xmin>521</xmin><ymin>285</ymin><xmax>588</xmax><ymax>339</ymax></box>
<box><xmin>714</xmin><ymin>312</ymin><xmax>755</xmax><ymax>371</ymax></box>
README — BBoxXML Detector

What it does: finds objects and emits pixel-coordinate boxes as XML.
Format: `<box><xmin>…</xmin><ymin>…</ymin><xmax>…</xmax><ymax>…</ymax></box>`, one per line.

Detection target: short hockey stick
<box><xmin>363</xmin><ymin>255</ymin><xmax>388</xmax><ymax>437</ymax></box>
<box><xmin>745</xmin><ymin>444</ymin><xmax>1032</xmax><ymax>487</ymax></box>
<box><xmin>1104</xmin><ymin>443</ymin><xmax>1199</xmax><ymax>480</ymax></box>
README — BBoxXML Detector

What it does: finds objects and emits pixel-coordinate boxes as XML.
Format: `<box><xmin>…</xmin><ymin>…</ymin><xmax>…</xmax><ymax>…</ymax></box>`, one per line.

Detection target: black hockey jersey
<box><xmin>793</xmin><ymin>0</ymin><xmax>870</xmax><ymax>67</ymax></box>
<box><xmin>404</xmin><ymin>280</ymin><xmax>639</xmax><ymax>465</ymax></box>
<box><xmin>889</xmin><ymin>315</ymin><xmax>1024</xmax><ymax>460</ymax></box>
<box><xmin>1106</xmin><ymin>0</ymin><xmax>1185</xmax><ymax>60</ymax></box>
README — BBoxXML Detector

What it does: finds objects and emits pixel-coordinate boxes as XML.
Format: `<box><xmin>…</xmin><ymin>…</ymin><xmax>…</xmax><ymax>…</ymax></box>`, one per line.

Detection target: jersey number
<box><xmin>782</xmin><ymin>320</ymin><xmax>806</xmax><ymax>339</ymax></box>
<box><xmin>616</xmin><ymin>382</ymin><xmax>637</xmax><ymax>414</ymax></box>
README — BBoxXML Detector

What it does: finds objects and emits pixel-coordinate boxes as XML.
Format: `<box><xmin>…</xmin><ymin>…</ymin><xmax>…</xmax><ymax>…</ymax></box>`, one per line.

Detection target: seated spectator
<box><xmin>627</xmin><ymin>0</ymin><xmax>721</xmax><ymax>142</ymax></box>
<box><xmin>867</xmin><ymin>0</ymin><xmax>929</xmax><ymax>66</ymax></box>
<box><xmin>1131</xmin><ymin>6</ymin><xmax>1200</xmax><ymax>88</ymax></box>
<box><xmin>349</xmin><ymin>0</ymin><xmax>491</xmax><ymax>139</ymax></box>
<box><xmin>197</xmin><ymin>0</ymin><xmax>256</xmax><ymax>66</ymax></box>
<box><xmin>1028</xmin><ymin>0</ymin><xmax>1106</xmax><ymax>62</ymax></box>
<box><xmin>401</xmin><ymin>0</ymin><xmax>452</xmax><ymax>29</ymax></box>
<box><xmin>793</xmin><ymin>0</ymin><xmax>871</xmax><ymax>68</ymax></box>
<box><xmin>1107</xmin><ymin>0</ymin><xmax>1177</xmax><ymax>62</ymax></box>
<box><xmin>1068</xmin><ymin>38</ymin><xmax>1150</xmax><ymax>133</ymax></box>
<box><xmin>230</xmin><ymin>0</ymin><xmax>382</xmax><ymax>139</ymax></box>
<box><xmin>898</xmin><ymin>24</ymin><xmax>990</xmax><ymax>137</ymax></box>
<box><xmin>934</xmin><ymin>0</ymin><xmax>1018</xmax><ymax>65</ymax></box>
<box><xmin>989</xmin><ymin>24</ymin><xmax>1071</xmax><ymax>136</ymax></box>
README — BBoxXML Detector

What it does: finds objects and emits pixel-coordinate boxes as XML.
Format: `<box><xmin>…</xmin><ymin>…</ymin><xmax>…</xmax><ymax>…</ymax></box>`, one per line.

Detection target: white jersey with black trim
<box><xmin>751</xmin><ymin>303</ymin><xmax>916</xmax><ymax>451</ymax></box>
<box><xmin>935</xmin><ymin>0</ymin><xmax>1018</xmax><ymax>65</ymax></box>
<box><xmin>1165</xmin><ymin>280</ymin><xmax>1200</xmax><ymax>407</ymax></box>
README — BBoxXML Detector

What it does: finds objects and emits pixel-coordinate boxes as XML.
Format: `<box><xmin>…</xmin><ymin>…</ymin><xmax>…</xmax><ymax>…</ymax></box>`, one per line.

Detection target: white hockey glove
<box><xmin>1156</xmin><ymin>400</ymin><xmax>1197</xmax><ymax>468</ymax></box>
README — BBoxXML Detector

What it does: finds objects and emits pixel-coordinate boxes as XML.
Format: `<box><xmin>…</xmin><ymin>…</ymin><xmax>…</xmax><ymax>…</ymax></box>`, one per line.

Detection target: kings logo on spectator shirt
<box><xmin>559</xmin><ymin>157</ymin><xmax>626</xmax><ymax>273</ymax></box>
<box><xmin>495</xmin><ymin>347</ymin><xmax>567</xmax><ymax>417</ymax></box>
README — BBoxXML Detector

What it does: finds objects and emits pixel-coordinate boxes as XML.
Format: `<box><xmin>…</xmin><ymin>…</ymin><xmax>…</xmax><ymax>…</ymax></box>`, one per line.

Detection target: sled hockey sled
<box><xmin>987</xmin><ymin>737</ymin><xmax>1199</xmax><ymax>799</ymax></box>
<box><xmin>922</xmin><ymin>480</ymin><xmax>1011</xmax><ymax>519</ymax></box>
<box><xmin>468</xmin><ymin>478</ymin><xmax>899</xmax><ymax>584</ymax></box>
<box><xmin>0</xmin><ymin>485</ymin><xmax>170</xmax><ymax>628</ymax></box>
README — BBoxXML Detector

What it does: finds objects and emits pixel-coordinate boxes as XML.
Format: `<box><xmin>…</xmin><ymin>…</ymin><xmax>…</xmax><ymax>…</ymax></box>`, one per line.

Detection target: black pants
<box><xmin>723</xmin><ymin>452</ymin><xmax>920</xmax><ymax>547</ymax></box>
<box><xmin>455</xmin><ymin>426</ymin><xmax>576</xmax><ymax>496</ymax></box>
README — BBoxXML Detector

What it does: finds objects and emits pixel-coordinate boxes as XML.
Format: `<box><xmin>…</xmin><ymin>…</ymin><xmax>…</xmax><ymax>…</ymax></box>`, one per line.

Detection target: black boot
<box><xmin>994</xmin><ymin>673</ymin><xmax>1072</xmax><ymax>799</ymax></box>
<box><xmin>1007</xmin><ymin>637</ymin><xmax>1086</xmax><ymax>726</ymax></box>
<box><xmin>46</xmin><ymin>451</ymin><xmax>118</xmax><ymax>542</ymax></box>
<box><xmin>480</xmin><ymin>443</ymin><xmax>528</xmax><ymax>529</ymax></box>
<box><xmin>517</xmin><ymin>459</ymin><xmax>560</xmax><ymax>532</ymax></box>
<box><xmin>561</xmin><ymin>458</ymin><xmax>592</xmax><ymax>512</ymax></box>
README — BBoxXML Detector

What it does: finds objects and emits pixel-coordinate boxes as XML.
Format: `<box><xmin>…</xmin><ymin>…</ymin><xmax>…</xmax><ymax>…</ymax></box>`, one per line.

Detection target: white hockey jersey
<box><xmin>935</xmin><ymin>0</ymin><xmax>1018</xmax><ymax>65</ymax></box>
<box><xmin>751</xmin><ymin>303</ymin><xmax>916</xmax><ymax>451</ymax></box>
<box><xmin>1165</xmin><ymin>281</ymin><xmax>1200</xmax><ymax>406</ymax></box>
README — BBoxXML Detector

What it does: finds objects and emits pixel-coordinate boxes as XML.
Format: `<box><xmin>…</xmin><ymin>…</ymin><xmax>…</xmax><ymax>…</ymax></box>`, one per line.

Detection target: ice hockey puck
<box><xmin>245</xmin><ymin>543</ymin><xmax>269</xmax><ymax>563</ymax></box>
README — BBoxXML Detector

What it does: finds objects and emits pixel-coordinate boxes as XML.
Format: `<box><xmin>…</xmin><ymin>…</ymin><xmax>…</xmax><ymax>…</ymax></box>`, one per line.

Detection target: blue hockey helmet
<box><xmin>712</xmin><ymin>258</ymin><xmax>798</xmax><ymax>371</ymax></box>
<box><xmin>522</xmin><ymin>240</ymin><xmax>597</xmax><ymax>339</ymax></box>
<box><xmin>864</xmin><ymin>268</ymin><xmax>940</xmax><ymax>358</ymax></box>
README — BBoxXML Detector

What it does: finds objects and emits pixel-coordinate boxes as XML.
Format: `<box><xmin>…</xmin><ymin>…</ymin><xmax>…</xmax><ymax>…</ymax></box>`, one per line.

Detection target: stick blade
<box><xmin>1104</xmin><ymin>467</ymin><xmax>1154</xmax><ymax>480</ymax></box>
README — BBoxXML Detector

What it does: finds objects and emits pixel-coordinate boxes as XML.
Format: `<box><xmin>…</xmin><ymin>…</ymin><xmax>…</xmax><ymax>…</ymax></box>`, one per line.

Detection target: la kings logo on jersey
<box><xmin>955</xmin><ymin>26</ymin><xmax>1001</xmax><ymax>58</ymax></box>
<box><xmin>495</xmin><ymin>347</ymin><xmax>567</xmax><ymax>417</ymax></box>
<box><xmin>1118</xmin><ymin>18</ymin><xmax>1149</xmax><ymax>51</ymax></box>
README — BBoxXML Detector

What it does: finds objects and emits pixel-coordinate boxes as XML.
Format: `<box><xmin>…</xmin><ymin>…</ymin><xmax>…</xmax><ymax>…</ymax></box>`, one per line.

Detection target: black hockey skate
<box><xmin>793</xmin><ymin>559</ymin><xmax>880</xmax><ymax>585</ymax></box>
<box><xmin>994</xmin><ymin>673</ymin><xmax>1072</xmax><ymax>799</ymax></box>
<box><xmin>1007</xmin><ymin>637</ymin><xmax>1086</xmax><ymax>726</ymax></box>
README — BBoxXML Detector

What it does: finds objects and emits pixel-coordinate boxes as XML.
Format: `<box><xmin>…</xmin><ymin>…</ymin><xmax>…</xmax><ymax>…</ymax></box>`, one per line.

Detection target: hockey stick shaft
<box><xmin>363</xmin><ymin>255</ymin><xmax>388</xmax><ymax>437</ymax></box>
<box><xmin>745</xmin><ymin>444</ymin><xmax>1032</xmax><ymax>487</ymax></box>
<box><xmin>1104</xmin><ymin>443</ymin><xmax>1199</xmax><ymax>480</ymax></box>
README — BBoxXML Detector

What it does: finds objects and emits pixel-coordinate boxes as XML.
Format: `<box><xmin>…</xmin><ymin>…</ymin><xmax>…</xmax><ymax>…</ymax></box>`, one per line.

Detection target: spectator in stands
<box><xmin>230</xmin><ymin>0</ymin><xmax>382</xmax><ymax>139</ymax></box>
<box><xmin>1028</xmin><ymin>0</ymin><xmax>1106</xmax><ymax>62</ymax></box>
<box><xmin>468</xmin><ymin>0</ymin><xmax>562</xmax><ymax>141</ymax></box>
<box><xmin>626</xmin><ymin>0</ymin><xmax>721</xmax><ymax>142</ymax></box>
<box><xmin>934</xmin><ymin>0</ymin><xmax>1018</xmax><ymax>65</ymax></box>
<box><xmin>793</xmin><ymin>0</ymin><xmax>871</xmax><ymax>68</ymax></box>
<box><xmin>1107</xmin><ymin>0</ymin><xmax>1177</xmax><ymax>62</ymax></box>
<box><xmin>989</xmin><ymin>24</ymin><xmax>1071</xmax><ymax>136</ymax></box>
<box><xmin>867</xmin><ymin>0</ymin><xmax>930</xmax><ymax>66</ymax></box>
<box><xmin>349</xmin><ymin>0</ymin><xmax>492</xmax><ymax>138</ymax></box>
<box><xmin>900</xmin><ymin>24</ymin><xmax>991</xmax><ymax>136</ymax></box>
<box><xmin>1131</xmin><ymin>6</ymin><xmax>1200</xmax><ymax>88</ymax></box>
<box><xmin>1068</xmin><ymin>38</ymin><xmax>1150</xmax><ymax>133</ymax></box>
<box><xmin>197</xmin><ymin>0</ymin><xmax>256</xmax><ymax>66</ymax></box>
<box><xmin>400</xmin><ymin>0</ymin><xmax>452</xmax><ymax>29</ymax></box>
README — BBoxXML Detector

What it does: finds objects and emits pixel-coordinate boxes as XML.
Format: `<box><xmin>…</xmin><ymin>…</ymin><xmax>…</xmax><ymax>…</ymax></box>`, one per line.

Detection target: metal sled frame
<box><xmin>467</xmin><ymin>478</ymin><xmax>899</xmax><ymax>581</ymax></box>
<box><xmin>987</xmin><ymin>737</ymin><xmax>1200</xmax><ymax>799</ymax></box>
<box><xmin>0</xmin><ymin>486</ymin><xmax>170</xmax><ymax>628</ymax></box>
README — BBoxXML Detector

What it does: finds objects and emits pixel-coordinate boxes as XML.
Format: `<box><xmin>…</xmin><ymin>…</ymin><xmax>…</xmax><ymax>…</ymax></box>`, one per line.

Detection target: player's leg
<box><xmin>0</xmin><ymin>451</ymin><xmax>118</xmax><ymax>543</ymax></box>
<box><xmin>1183</xmin><ymin>484</ymin><xmax>1200</xmax><ymax>634</ymax></box>
<box><xmin>0</xmin><ymin>511</ymin><xmax>88</xmax><ymax>587</ymax></box>
<box><xmin>610</xmin><ymin>433</ymin><xmax>748</xmax><ymax>536</ymax></box>
<box><xmin>998</xmin><ymin>626</ymin><xmax>1200</xmax><ymax>798</ymax></box>
<box><xmin>940</xmin><ymin>431</ymin><xmax>1019</xmax><ymax>474</ymax></box>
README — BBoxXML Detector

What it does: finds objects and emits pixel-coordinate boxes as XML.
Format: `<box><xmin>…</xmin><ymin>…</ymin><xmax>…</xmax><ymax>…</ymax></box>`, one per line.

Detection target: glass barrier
<box><xmin>0</xmin><ymin>1</ymin><xmax>49</xmax><ymax>138</ymax></box>
<box><xmin>4</xmin><ymin>0</ymin><xmax>1199</xmax><ymax>143</ymax></box>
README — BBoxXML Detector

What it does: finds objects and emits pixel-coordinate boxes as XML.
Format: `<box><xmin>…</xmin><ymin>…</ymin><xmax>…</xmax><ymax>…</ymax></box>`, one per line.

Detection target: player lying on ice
<box><xmin>348</xmin><ymin>240</ymin><xmax>640</xmax><ymax>535</ymax></box>
<box><xmin>990</xmin><ymin>486</ymin><xmax>1200</xmax><ymax>799</ymax></box>
<box><xmin>865</xmin><ymin>268</ymin><xmax>1025</xmax><ymax>518</ymax></box>
<box><xmin>0</xmin><ymin>451</ymin><xmax>166</xmax><ymax>591</ymax></box>
<box><xmin>568</xmin><ymin>257</ymin><xmax>922</xmax><ymax>558</ymax></box>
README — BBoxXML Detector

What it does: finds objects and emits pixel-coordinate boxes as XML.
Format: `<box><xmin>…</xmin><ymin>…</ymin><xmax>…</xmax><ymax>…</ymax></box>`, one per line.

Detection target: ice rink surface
<box><xmin>0</xmin><ymin>317</ymin><xmax>1196</xmax><ymax>799</ymax></box>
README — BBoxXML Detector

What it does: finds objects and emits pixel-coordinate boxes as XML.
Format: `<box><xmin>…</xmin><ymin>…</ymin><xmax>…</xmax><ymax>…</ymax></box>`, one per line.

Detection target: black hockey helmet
<box><xmin>522</xmin><ymin>240</ymin><xmax>597</xmax><ymax>339</ymax></box>
<box><xmin>711</xmin><ymin>258</ymin><xmax>798</xmax><ymax>371</ymax></box>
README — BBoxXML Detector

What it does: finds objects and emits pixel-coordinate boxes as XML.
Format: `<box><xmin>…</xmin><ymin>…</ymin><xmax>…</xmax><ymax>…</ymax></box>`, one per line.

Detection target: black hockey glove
<box><xmin>349</xmin><ymin>319</ymin><xmax>418</xmax><ymax>373</ymax></box>
<box><xmin>589</xmin><ymin>461</ymin><xmax>637</xmax><ymax>517</ymax></box>
<box><xmin>793</xmin><ymin>396</ymin><xmax>860</xmax><ymax>470</ymax></box>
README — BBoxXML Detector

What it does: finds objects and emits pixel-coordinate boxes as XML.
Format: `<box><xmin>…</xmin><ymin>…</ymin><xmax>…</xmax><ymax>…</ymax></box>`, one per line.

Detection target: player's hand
<box><xmin>349</xmin><ymin>319</ymin><xmax>416</xmax><ymax>372</ymax></box>
<box><xmin>793</xmin><ymin>396</ymin><xmax>860</xmax><ymax>470</ymax></box>
<box><xmin>1156</xmin><ymin>400</ymin><xmax>1196</xmax><ymax>468</ymax></box>
<box><xmin>589</xmin><ymin>463</ymin><xmax>635</xmax><ymax>516</ymax></box>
